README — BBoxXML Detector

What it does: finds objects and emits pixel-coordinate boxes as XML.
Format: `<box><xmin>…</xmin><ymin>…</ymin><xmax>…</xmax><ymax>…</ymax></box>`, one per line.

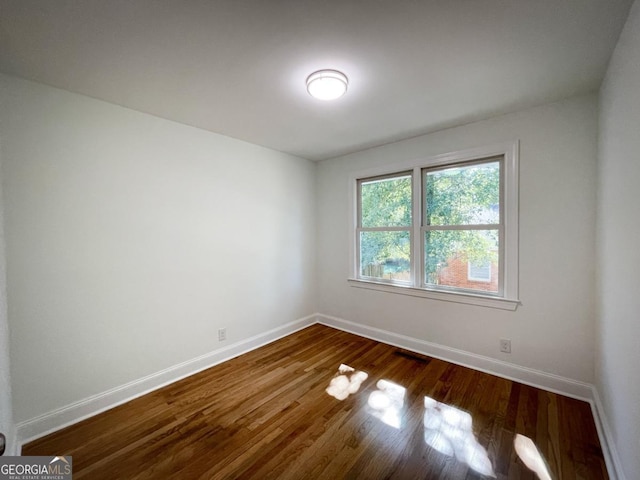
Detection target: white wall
<box><xmin>317</xmin><ymin>94</ymin><xmax>598</xmax><ymax>383</ymax></box>
<box><xmin>0</xmin><ymin>74</ymin><xmax>316</xmax><ymax>424</ymax></box>
<box><xmin>0</xmin><ymin>144</ymin><xmax>15</xmax><ymax>454</ymax></box>
<box><xmin>597</xmin><ymin>1</ymin><xmax>640</xmax><ymax>477</ymax></box>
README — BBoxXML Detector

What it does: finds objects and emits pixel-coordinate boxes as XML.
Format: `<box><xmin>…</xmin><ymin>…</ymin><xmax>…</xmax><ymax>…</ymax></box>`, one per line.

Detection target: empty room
<box><xmin>0</xmin><ymin>1</ymin><xmax>639</xmax><ymax>479</ymax></box>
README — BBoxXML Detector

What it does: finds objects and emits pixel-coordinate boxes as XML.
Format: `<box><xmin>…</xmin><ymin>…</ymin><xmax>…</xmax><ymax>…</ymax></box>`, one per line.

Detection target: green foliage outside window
<box><xmin>424</xmin><ymin>161</ymin><xmax>500</xmax><ymax>283</ymax></box>
<box><xmin>360</xmin><ymin>175</ymin><xmax>411</xmax><ymax>277</ymax></box>
<box><xmin>359</xmin><ymin>160</ymin><xmax>500</xmax><ymax>284</ymax></box>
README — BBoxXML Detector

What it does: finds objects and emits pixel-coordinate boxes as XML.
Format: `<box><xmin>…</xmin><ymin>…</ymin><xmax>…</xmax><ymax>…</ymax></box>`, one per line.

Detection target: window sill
<box><xmin>347</xmin><ymin>279</ymin><xmax>520</xmax><ymax>311</ymax></box>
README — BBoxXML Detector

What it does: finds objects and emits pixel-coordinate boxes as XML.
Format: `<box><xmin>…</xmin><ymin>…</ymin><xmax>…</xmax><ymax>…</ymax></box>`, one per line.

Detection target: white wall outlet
<box><xmin>218</xmin><ymin>328</ymin><xmax>226</xmax><ymax>342</ymax></box>
<box><xmin>500</xmin><ymin>339</ymin><xmax>511</xmax><ymax>353</ymax></box>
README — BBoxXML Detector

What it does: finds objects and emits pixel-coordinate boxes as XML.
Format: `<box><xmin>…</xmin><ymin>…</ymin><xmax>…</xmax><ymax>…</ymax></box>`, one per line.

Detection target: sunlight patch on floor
<box><xmin>367</xmin><ymin>379</ymin><xmax>406</xmax><ymax>429</ymax></box>
<box><xmin>326</xmin><ymin>364</ymin><xmax>368</xmax><ymax>400</ymax></box>
<box><xmin>514</xmin><ymin>434</ymin><xmax>553</xmax><ymax>480</ymax></box>
<box><xmin>423</xmin><ymin>396</ymin><xmax>495</xmax><ymax>477</ymax></box>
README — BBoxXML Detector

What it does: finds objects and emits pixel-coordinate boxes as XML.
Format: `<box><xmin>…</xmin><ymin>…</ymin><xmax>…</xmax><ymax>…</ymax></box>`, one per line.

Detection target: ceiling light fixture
<box><xmin>306</xmin><ymin>69</ymin><xmax>348</xmax><ymax>101</ymax></box>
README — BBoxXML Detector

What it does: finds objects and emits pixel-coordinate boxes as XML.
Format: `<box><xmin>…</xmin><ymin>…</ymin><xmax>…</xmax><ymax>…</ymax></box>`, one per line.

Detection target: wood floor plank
<box><xmin>22</xmin><ymin>324</ymin><xmax>608</xmax><ymax>479</ymax></box>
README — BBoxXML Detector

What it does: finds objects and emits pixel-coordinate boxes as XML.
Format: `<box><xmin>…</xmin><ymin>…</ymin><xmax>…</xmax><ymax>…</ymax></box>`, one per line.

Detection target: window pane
<box><xmin>425</xmin><ymin>229</ymin><xmax>499</xmax><ymax>293</ymax></box>
<box><xmin>360</xmin><ymin>231</ymin><xmax>410</xmax><ymax>281</ymax></box>
<box><xmin>425</xmin><ymin>161</ymin><xmax>500</xmax><ymax>226</ymax></box>
<box><xmin>361</xmin><ymin>174</ymin><xmax>412</xmax><ymax>227</ymax></box>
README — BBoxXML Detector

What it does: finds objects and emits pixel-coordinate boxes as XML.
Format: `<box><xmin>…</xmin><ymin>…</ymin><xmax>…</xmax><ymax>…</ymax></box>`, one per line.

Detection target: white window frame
<box><xmin>422</xmin><ymin>157</ymin><xmax>503</xmax><ymax>295</ymax></box>
<box><xmin>348</xmin><ymin>141</ymin><xmax>520</xmax><ymax>311</ymax></box>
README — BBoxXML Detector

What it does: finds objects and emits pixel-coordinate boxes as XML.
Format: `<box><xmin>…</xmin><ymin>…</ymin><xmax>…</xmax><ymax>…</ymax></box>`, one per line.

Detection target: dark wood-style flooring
<box><xmin>23</xmin><ymin>324</ymin><xmax>607</xmax><ymax>479</ymax></box>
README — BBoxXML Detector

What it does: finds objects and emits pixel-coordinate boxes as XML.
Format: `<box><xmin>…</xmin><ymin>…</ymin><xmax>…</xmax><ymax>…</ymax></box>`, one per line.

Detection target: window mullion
<box><xmin>412</xmin><ymin>166</ymin><xmax>422</xmax><ymax>287</ymax></box>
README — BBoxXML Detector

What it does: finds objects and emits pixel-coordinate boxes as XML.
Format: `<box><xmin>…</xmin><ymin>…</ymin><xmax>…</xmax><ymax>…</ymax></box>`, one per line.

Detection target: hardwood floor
<box><xmin>23</xmin><ymin>324</ymin><xmax>607</xmax><ymax>479</ymax></box>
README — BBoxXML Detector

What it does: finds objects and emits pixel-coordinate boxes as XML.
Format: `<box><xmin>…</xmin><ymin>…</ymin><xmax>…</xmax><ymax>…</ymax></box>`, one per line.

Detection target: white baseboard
<box><xmin>318</xmin><ymin>313</ymin><xmax>627</xmax><ymax>479</ymax></box>
<box><xmin>317</xmin><ymin>313</ymin><xmax>593</xmax><ymax>400</ymax></box>
<box><xmin>591</xmin><ymin>386</ymin><xmax>626</xmax><ymax>480</ymax></box>
<box><xmin>16</xmin><ymin>314</ymin><xmax>316</xmax><ymax>449</ymax></box>
<box><xmin>14</xmin><ymin>311</ymin><xmax>623</xmax><ymax>480</ymax></box>
<box><xmin>3</xmin><ymin>427</ymin><xmax>17</xmax><ymax>456</ymax></box>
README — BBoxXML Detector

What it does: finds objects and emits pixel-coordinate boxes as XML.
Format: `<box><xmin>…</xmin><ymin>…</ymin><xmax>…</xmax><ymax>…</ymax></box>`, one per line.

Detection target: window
<box><xmin>358</xmin><ymin>173</ymin><xmax>412</xmax><ymax>283</ymax></box>
<box><xmin>467</xmin><ymin>261</ymin><xmax>492</xmax><ymax>283</ymax></box>
<box><xmin>350</xmin><ymin>142</ymin><xmax>519</xmax><ymax>310</ymax></box>
<box><xmin>423</xmin><ymin>159</ymin><xmax>501</xmax><ymax>295</ymax></box>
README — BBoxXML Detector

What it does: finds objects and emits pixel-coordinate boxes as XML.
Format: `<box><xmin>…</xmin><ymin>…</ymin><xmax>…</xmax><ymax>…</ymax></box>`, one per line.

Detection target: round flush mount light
<box><xmin>306</xmin><ymin>69</ymin><xmax>348</xmax><ymax>101</ymax></box>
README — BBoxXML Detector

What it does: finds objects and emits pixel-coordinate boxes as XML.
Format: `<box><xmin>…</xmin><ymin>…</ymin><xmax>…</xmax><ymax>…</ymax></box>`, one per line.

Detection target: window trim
<box><xmin>348</xmin><ymin>141</ymin><xmax>519</xmax><ymax>311</ymax></box>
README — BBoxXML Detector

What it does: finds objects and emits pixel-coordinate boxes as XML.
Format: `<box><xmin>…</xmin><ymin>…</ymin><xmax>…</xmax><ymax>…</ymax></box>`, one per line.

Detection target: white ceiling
<box><xmin>0</xmin><ymin>0</ymin><xmax>634</xmax><ymax>161</ymax></box>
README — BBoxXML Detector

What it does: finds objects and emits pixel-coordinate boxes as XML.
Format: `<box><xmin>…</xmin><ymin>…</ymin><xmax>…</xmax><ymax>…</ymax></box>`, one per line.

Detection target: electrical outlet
<box><xmin>218</xmin><ymin>328</ymin><xmax>226</xmax><ymax>342</ymax></box>
<box><xmin>500</xmin><ymin>339</ymin><xmax>511</xmax><ymax>353</ymax></box>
